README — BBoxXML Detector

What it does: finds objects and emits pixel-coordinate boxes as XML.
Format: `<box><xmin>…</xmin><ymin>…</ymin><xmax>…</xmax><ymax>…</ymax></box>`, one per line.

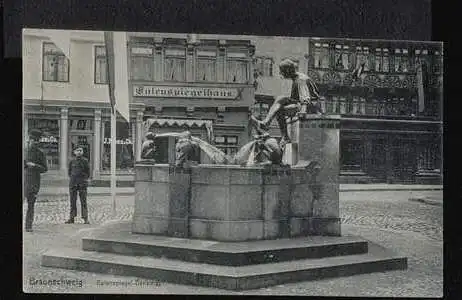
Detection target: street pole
<box><xmin>111</xmin><ymin>109</ymin><xmax>117</xmax><ymax>215</ymax></box>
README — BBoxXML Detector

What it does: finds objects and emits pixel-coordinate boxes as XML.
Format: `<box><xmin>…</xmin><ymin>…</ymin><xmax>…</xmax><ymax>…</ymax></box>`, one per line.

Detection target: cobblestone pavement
<box><xmin>23</xmin><ymin>190</ymin><xmax>443</xmax><ymax>297</ymax></box>
<box><xmin>340</xmin><ymin>190</ymin><xmax>443</xmax><ymax>241</ymax></box>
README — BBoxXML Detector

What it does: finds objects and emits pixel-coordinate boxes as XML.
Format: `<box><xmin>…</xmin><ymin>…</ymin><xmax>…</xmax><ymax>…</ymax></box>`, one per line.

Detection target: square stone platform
<box><xmin>42</xmin><ymin>221</ymin><xmax>407</xmax><ymax>291</ymax></box>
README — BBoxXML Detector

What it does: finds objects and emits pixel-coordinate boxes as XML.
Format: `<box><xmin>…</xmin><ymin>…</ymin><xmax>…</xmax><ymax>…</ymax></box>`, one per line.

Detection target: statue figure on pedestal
<box><xmin>140</xmin><ymin>132</ymin><xmax>156</xmax><ymax>160</ymax></box>
<box><xmin>252</xmin><ymin>59</ymin><xmax>323</xmax><ymax>149</ymax></box>
<box><xmin>175</xmin><ymin>131</ymin><xmax>200</xmax><ymax>167</ymax></box>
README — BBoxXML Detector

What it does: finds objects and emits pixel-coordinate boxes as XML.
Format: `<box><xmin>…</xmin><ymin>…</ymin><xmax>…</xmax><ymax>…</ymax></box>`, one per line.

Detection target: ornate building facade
<box><xmin>253</xmin><ymin>37</ymin><xmax>443</xmax><ymax>184</ymax></box>
<box><xmin>23</xmin><ymin>30</ymin><xmax>442</xmax><ymax>185</ymax></box>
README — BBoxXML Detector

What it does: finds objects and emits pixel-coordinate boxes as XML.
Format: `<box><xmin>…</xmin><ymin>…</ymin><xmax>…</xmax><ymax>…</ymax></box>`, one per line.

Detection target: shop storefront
<box><xmin>144</xmin><ymin>118</ymin><xmax>213</xmax><ymax>164</ymax></box>
<box><xmin>101</xmin><ymin>121</ymin><xmax>135</xmax><ymax>171</ymax></box>
<box><xmin>24</xmin><ymin>102</ymin><xmax>145</xmax><ymax>180</ymax></box>
<box><xmin>28</xmin><ymin>118</ymin><xmax>60</xmax><ymax>170</ymax></box>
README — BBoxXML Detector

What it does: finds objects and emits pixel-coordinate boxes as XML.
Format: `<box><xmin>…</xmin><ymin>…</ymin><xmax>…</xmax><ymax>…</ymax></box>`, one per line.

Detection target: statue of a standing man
<box><xmin>253</xmin><ymin>59</ymin><xmax>322</xmax><ymax>147</ymax></box>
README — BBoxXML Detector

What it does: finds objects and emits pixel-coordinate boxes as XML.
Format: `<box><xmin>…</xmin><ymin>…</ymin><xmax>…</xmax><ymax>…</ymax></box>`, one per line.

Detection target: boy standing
<box><xmin>65</xmin><ymin>145</ymin><xmax>90</xmax><ymax>224</ymax></box>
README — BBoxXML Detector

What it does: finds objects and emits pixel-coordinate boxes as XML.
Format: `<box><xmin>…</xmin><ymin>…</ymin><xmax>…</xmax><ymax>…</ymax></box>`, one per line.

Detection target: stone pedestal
<box><xmin>43</xmin><ymin>114</ymin><xmax>410</xmax><ymax>291</ymax></box>
<box><xmin>131</xmin><ymin>114</ymin><xmax>341</xmax><ymax>240</ymax></box>
<box><xmin>133</xmin><ymin>161</ymin><xmax>326</xmax><ymax>241</ymax></box>
<box><xmin>132</xmin><ymin>164</ymin><xmax>190</xmax><ymax>238</ymax></box>
<box><xmin>290</xmin><ymin>114</ymin><xmax>342</xmax><ymax>236</ymax></box>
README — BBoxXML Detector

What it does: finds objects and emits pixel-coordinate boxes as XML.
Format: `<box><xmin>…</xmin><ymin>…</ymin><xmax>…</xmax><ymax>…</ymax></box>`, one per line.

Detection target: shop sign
<box><xmin>39</xmin><ymin>136</ymin><xmax>58</xmax><ymax>143</ymax></box>
<box><xmin>133</xmin><ymin>85</ymin><xmax>239</xmax><ymax>99</ymax></box>
<box><xmin>104</xmin><ymin>138</ymin><xmax>132</xmax><ymax>145</ymax></box>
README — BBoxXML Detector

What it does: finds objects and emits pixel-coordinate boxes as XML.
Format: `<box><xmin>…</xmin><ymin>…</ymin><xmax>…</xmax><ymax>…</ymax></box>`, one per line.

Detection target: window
<box><xmin>102</xmin><ymin>121</ymin><xmax>134</xmax><ymax>170</ymax></box>
<box><xmin>313</xmin><ymin>43</ymin><xmax>330</xmax><ymax>69</ymax></box>
<box><xmin>334</xmin><ymin>45</ymin><xmax>351</xmax><ymax>70</ymax></box>
<box><xmin>394</xmin><ymin>49</ymin><xmax>409</xmax><ymax>72</ymax></box>
<box><xmin>69</xmin><ymin>119</ymin><xmax>93</xmax><ymax>131</ymax></box>
<box><xmin>432</xmin><ymin>50</ymin><xmax>442</xmax><ymax>73</ymax></box>
<box><xmin>414</xmin><ymin>49</ymin><xmax>431</xmax><ymax>73</ymax></box>
<box><xmin>214</xmin><ymin>135</ymin><xmax>239</xmax><ymax>156</ymax></box>
<box><xmin>196</xmin><ymin>50</ymin><xmax>217</xmax><ymax>82</ymax></box>
<box><xmin>374</xmin><ymin>48</ymin><xmax>390</xmax><ymax>72</ymax></box>
<box><xmin>131</xmin><ymin>46</ymin><xmax>154</xmax><ymax>81</ymax></box>
<box><xmin>227</xmin><ymin>52</ymin><xmax>248</xmax><ymax>83</ymax></box>
<box><xmin>164</xmin><ymin>48</ymin><xmax>186</xmax><ymax>81</ymax></box>
<box><xmin>382</xmin><ymin>49</ymin><xmax>390</xmax><ymax>72</ymax></box>
<box><xmin>42</xmin><ymin>42</ymin><xmax>69</xmax><ymax>82</ymax></box>
<box><xmin>28</xmin><ymin>119</ymin><xmax>60</xmax><ymax>170</ymax></box>
<box><xmin>355</xmin><ymin>46</ymin><xmax>370</xmax><ymax>71</ymax></box>
<box><xmin>94</xmin><ymin>46</ymin><xmax>107</xmax><ymax>84</ymax></box>
<box><xmin>418</xmin><ymin>142</ymin><xmax>440</xmax><ymax>171</ymax></box>
<box><xmin>254</xmin><ymin>57</ymin><xmax>274</xmax><ymax>77</ymax></box>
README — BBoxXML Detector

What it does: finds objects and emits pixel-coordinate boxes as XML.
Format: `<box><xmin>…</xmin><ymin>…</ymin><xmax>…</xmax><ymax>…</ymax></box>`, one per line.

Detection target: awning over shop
<box><xmin>144</xmin><ymin>118</ymin><xmax>214</xmax><ymax>142</ymax></box>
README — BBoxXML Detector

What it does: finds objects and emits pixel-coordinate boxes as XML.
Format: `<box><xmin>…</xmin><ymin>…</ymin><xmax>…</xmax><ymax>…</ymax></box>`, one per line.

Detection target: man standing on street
<box><xmin>24</xmin><ymin>129</ymin><xmax>48</xmax><ymax>232</ymax></box>
<box><xmin>65</xmin><ymin>145</ymin><xmax>90</xmax><ymax>224</ymax></box>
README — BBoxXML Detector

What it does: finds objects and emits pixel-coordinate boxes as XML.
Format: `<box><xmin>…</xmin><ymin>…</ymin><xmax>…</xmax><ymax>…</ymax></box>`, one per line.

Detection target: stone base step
<box><xmin>42</xmin><ymin>243</ymin><xmax>407</xmax><ymax>291</ymax></box>
<box><xmin>81</xmin><ymin>221</ymin><xmax>368</xmax><ymax>266</ymax></box>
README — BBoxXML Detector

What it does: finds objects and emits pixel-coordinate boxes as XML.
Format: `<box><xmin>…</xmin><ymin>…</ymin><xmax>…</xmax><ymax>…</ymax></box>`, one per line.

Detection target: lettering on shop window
<box><xmin>104</xmin><ymin>138</ymin><xmax>133</xmax><ymax>145</ymax></box>
<box><xmin>39</xmin><ymin>136</ymin><xmax>59</xmax><ymax>143</ymax></box>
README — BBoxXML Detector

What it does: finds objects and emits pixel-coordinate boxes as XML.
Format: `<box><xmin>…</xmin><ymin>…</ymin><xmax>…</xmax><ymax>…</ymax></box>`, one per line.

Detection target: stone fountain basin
<box><xmin>132</xmin><ymin>163</ymin><xmax>340</xmax><ymax>242</ymax></box>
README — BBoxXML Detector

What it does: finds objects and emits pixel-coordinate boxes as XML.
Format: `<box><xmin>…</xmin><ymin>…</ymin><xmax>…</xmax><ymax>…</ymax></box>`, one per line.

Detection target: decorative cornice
<box><xmin>322</xmin><ymin>72</ymin><xmax>342</xmax><ymax>85</ymax></box>
<box><xmin>298</xmin><ymin>114</ymin><xmax>341</xmax><ymax>129</ymax></box>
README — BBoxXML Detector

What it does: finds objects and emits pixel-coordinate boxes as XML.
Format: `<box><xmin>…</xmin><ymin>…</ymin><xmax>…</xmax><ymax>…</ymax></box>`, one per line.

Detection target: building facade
<box><xmin>253</xmin><ymin>37</ymin><xmax>443</xmax><ymax>184</ymax></box>
<box><xmin>23</xmin><ymin>30</ymin><xmax>256</xmax><ymax>181</ymax></box>
<box><xmin>128</xmin><ymin>32</ymin><xmax>256</xmax><ymax>163</ymax></box>
<box><xmin>23</xmin><ymin>30</ymin><xmax>443</xmax><ymax>184</ymax></box>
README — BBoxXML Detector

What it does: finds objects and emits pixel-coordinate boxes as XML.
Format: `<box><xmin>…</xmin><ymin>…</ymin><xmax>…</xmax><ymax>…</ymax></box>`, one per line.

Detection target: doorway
<box><xmin>391</xmin><ymin>139</ymin><xmax>417</xmax><ymax>183</ymax></box>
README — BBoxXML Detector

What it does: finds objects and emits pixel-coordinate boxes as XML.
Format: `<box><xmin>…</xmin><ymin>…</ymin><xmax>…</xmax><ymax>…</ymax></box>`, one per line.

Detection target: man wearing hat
<box><xmin>65</xmin><ymin>144</ymin><xmax>90</xmax><ymax>224</ymax></box>
<box><xmin>24</xmin><ymin>129</ymin><xmax>48</xmax><ymax>232</ymax></box>
<box><xmin>253</xmin><ymin>58</ymin><xmax>323</xmax><ymax>148</ymax></box>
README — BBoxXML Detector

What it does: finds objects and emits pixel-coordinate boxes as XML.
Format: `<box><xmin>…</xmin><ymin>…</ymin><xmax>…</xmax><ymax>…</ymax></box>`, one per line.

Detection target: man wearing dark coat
<box><xmin>24</xmin><ymin>129</ymin><xmax>48</xmax><ymax>232</ymax></box>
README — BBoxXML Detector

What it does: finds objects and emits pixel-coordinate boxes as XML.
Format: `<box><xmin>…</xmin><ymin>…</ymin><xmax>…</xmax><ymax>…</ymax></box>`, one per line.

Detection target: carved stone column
<box><xmin>93</xmin><ymin>109</ymin><xmax>102</xmax><ymax>179</ymax></box>
<box><xmin>59</xmin><ymin>107</ymin><xmax>69</xmax><ymax>175</ymax></box>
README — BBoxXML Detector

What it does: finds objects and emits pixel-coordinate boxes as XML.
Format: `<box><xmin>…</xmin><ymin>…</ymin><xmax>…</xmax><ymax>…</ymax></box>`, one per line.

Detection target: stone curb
<box><xmin>408</xmin><ymin>197</ymin><xmax>443</xmax><ymax>206</ymax></box>
<box><xmin>38</xmin><ymin>186</ymin><xmax>443</xmax><ymax>196</ymax></box>
<box><xmin>35</xmin><ymin>191</ymin><xmax>134</xmax><ymax>202</ymax></box>
<box><xmin>35</xmin><ymin>188</ymin><xmax>443</xmax><ymax>203</ymax></box>
<box><xmin>342</xmin><ymin>188</ymin><xmax>443</xmax><ymax>192</ymax></box>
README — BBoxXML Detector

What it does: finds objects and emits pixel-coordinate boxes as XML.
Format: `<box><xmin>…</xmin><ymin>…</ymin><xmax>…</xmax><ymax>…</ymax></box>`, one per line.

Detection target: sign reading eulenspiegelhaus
<box><xmin>133</xmin><ymin>85</ymin><xmax>239</xmax><ymax>99</ymax></box>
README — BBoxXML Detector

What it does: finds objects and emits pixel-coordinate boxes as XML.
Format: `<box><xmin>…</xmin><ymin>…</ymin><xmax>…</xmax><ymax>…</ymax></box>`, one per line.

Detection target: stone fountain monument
<box><xmin>42</xmin><ymin>111</ymin><xmax>407</xmax><ymax>291</ymax></box>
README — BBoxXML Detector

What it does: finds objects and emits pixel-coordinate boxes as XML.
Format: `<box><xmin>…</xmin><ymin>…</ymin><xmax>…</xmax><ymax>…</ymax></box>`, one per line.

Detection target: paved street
<box><xmin>23</xmin><ymin>190</ymin><xmax>443</xmax><ymax>297</ymax></box>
